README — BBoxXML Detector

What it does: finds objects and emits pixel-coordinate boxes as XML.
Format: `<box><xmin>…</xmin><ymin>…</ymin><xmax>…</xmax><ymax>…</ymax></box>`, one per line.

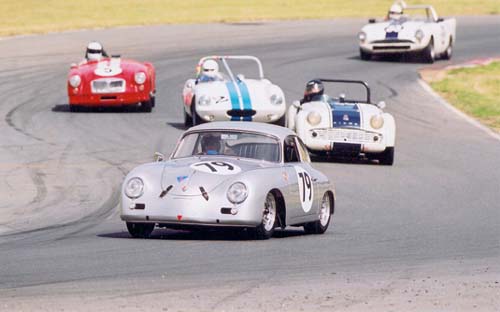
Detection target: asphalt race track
<box><xmin>0</xmin><ymin>17</ymin><xmax>499</xmax><ymax>311</ymax></box>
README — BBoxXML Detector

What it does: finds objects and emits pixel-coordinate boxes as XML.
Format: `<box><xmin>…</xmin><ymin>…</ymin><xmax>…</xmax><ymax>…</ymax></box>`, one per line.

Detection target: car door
<box><xmin>283</xmin><ymin>135</ymin><xmax>318</xmax><ymax>224</ymax></box>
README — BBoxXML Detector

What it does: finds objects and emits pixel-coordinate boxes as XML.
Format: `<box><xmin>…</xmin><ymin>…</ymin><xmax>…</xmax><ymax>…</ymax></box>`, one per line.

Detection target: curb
<box><xmin>417</xmin><ymin>78</ymin><xmax>500</xmax><ymax>142</ymax></box>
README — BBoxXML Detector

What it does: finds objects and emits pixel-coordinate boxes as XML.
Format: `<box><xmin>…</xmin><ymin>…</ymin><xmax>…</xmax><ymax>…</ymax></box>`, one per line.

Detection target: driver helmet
<box><xmin>201</xmin><ymin>134</ymin><xmax>220</xmax><ymax>155</ymax></box>
<box><xmin>86</xmin><ymin>41</ymin><xmax>104</xmax><ymax>61</ymax></box>
<box><xmin>304</xmin><ymin>79</ymin><xmax>324</xmax><ymax>102</ymax></box>
<box><xmin>388</xmin><ymin>4</ymin><xmax>403</xmax><ymax>20</ymax></box>
<box><xmin>201</xmin><ymin>59</ymin><xmax>219</xmax><ymax>78</ymax></box>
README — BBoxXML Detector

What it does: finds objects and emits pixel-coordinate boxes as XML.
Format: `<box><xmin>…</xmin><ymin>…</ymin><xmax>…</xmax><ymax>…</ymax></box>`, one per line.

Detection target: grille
<box><xmin>373</xmin><ymin>45</ymin><xmax>411</xmax><ymax>50</ymax></box>
<box><xmin>313</xmin><ymin>128</ymin><xmax>381</xmax><ymax>143</ymax></box>
<box><xmin>372</xmin><ymin>39</ymin><xmax>414</xmax><ymax>44</ymax></box>
<box><xmin>227</xmin><ymin>109</ymin><xmax>256</xmax><ymax>117</ymax></box>
<box><xmin>91</xmin><ymin>78</ymin><xmax>125</xmax><ymax>94</ymax></box>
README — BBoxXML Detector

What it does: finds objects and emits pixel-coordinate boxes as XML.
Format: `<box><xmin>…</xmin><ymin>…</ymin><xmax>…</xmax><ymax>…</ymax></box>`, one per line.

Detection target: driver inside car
<box><xmin>200</xmin><ymin>134</ymin><xmax>221</xmax><ymax>155</ymax></box>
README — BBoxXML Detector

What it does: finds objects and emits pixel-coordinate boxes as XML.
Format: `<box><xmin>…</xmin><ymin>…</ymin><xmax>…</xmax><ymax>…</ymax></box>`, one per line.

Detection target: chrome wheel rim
<box><xmin>319</xmin><ymin>194</ymin><xmax>330</xmax><ymax>227</ymax></box>
<box><xmin>263</xmin><ymin>193</ymin><xmax>276</xmax><ymax>232</ymax></box>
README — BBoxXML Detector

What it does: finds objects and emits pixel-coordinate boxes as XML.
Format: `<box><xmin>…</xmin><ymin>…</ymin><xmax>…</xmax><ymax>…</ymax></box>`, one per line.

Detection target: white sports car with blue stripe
<box><xmin>287</xmin><ymin>79</ymin><xmax>396</xmax><ymax>165</ymax></box>
<box><xmin>182</xmin><ymin>56</ymin><xmax>286</xmax><ymax>127</ymax></box>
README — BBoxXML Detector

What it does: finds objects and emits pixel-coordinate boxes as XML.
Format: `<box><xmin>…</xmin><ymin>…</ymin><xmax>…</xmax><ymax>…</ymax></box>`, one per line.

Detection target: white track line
<box><xmin>418</xmin><ymin>78</ymin><xmax>500</xmax><ymax>142</ymax></box>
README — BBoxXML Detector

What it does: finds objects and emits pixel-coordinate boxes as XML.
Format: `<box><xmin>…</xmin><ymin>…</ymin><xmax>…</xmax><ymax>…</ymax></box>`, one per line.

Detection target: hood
<box><xmin>131</xmin><ymin>156</ymin><xmax>278</xmax><ymax>197</ymax></box>
<box><xmin>71</xmin><ymin>58</ymin><xmax>147</xmax><ymax>80</ymax></box>
<box><xmin>362</xmin><ymin>20</ymin><xmax>425</xmax><ymax>42</ymax></box>
<box><xmin>194</xmin><ymin>78</ymin><xmax>284</xmax><ymax>120</ymax></box>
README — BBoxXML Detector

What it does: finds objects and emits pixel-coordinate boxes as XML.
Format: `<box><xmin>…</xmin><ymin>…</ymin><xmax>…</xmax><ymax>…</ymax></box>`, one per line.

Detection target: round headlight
<box><xmin>370</xmin><ymin>114</ymin><xmax>384</xmax><ymax>129</ymax></box>
<box><xmin>227</xmin><ymin>182</ymin><xmax>248</xmax><ymax>204</ymax></box>
<box><xmin>358</xmin><ymin>31</ymin><xmax>367</xmax><ymax>42</ymax></box>
<box><xmin>125</xmin><ymin>177</ymin><xmax>144</xmax><ymax>199</ymax></box>
<box><xmin>415</xmin><ymin>29</ymin><xmax>424</xmax><ymax>42</ymax></box>
<box><xmin>270</xmin><ymin>94</ymin><xmax>284</xmax><ymax>105</ymax></box>
<box><xmin>69</xmin><ymin>75</ymin><xmax>81</xmax><ymax>88</ymax></box>
<box><xmin>198</xmin><ymin>95</ymin><xmax>212</xmax><ymax>106</ymax></box>
<box><xmin>307</xmin><ymin>111</ymin><xmax>322</xmax><ymax>126</ymax></box>
<box><xmin>134</xmin><ymin>72</ymin><xmax>147</xmax><ymax>84</ymax></box>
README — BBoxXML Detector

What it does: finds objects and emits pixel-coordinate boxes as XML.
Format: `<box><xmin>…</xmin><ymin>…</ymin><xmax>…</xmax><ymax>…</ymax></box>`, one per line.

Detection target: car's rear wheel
<box><xmin>379</xmin><ymin>146</ymin><xmax>394</xmax><ymax>166</ymax></box>
<box><xmin>126</xmin><ymin>222</ymin><xmax>154</xmax><ymax>238</ymax></box>
<box><xmin>422</xmin><ymin>38</ymin><xmax>435</xmax><ymax>63</ymax></box>
<box><xmin>252</xmin><ymin>192</ymin><xmax>277</xmax><ymax>240</ymax></box>
<box><xmin>360</xmin><ymin>49</ymin><xmax>372</xmax><ymax>61</ymax></box>
<box><xmin>304</xmin><ymin>192</ymin><xmax>333</xmax><ymax>234</ymax></box>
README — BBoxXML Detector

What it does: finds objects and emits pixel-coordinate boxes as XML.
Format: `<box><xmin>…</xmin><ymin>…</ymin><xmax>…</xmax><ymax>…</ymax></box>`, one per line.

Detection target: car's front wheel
<box><xmin>304</xmin><ymin>192</ymin><xmax>333</xmax><ymax>234</ymax></box>
<box><xmin>443</xmin><ymin>38</ymin><xmax>453</xmax><ymax>60</ymax></box>
<box><xmin>379</xmin><ymin>146</ymin><xmax>394</xmax><ymax>166</ymax></box>
<box><xmin>360</xmin><ymin>49</ymin><xmax>372</xmax><ymax>61</ymax></box>
<box><xmin>273</xmin><ymin>115</ymin><xmax>286</xmax><ymax>127</ymax></box>
<box><xmin>252</xmin><ymin>192</ymin><xmax>277</xmax><ymax>240</ymax></box>
<box><xmin>422</xmin><ymin>38</ymin><xmax>435</xmax><ymax>63</ymax></box>
<box><xmin>126</xmin><ymin>222</ymin><xmax>154</xmax><ymax>238</ymax></box>
<box><xmin>141</xmin><ymin>99</ymin><xmax>153</xmax><ymax>112</ymax></box>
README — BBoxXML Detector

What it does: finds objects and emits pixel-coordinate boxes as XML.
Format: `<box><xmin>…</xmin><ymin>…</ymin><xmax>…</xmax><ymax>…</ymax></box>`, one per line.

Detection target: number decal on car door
<box><xmin>294</xmin><ymin>166</ymin><xmax>314</xmax><ymax>212</ymax></box>
<box><xmin>191</xmin><ymin>161</ymin><xmax>241</xmax><ymax>175</ymax></box>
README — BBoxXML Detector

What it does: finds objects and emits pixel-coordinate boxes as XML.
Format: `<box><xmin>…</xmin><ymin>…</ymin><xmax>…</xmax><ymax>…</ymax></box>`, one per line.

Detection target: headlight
<box><xmin>134</xmin><ymin>72</ymin><xmax>147</xmax><ymax>84</ymax></box>
<box><xmin>125</xmin><ymin>177</ymin><xmax>144</xmax><ymax>199</ymax></box>
<box><xmin>198</xmin><ymin>95</ymin><xmax>212</xmax><ymax>106</ymax></box>
<box><xmin>358</xmin><ymin>31</ymin><xmax>367</xmax><ymax>43</ymax></box>
<box><xmin>69</xmin><ymin>75</ymin><xmax>81</xmax><ymax>88</ymax></box>
<box><xmin>307</xmin><ymin>111</ymin><xmax>322</xmax><ymax>126</ymax></box>
<box><xmin>270</xmin><ymin>94</ymin><xmax>284</xmax><ymax>105</ymax></box>
<box><xmin>227</xmin><ymin>182</ymin><xmax>248</xmax><ymax>204</ymax></box>
<box><xmin>370</xmin><ymin>114</ymin><xmax>384</xmax><ymax>129</ymax></box>
<box><xmin>415</xmin><ymin>29</ymin><xmax>424</xmax><ymax>42</ymax></box>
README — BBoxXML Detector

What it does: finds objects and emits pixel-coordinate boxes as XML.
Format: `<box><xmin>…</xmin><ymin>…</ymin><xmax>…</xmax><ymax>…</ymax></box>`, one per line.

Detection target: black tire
<box><xmin>191</xmin><ymin>98</ymin><xmax>205</xmax><ymax>126</ymax></box>
<box><xmin>304</xmin><ymin>192</ymin><xmax>333</xmax><ymax>235</ymax></box>
<box><xmin>126</xmin><ymin>222</ymin><xmax>154</xmax><ymax>238</ymax></box>
<box><xmin>151</xmin><ymin>95</ymin><xmax>156</xmax><ymax>107</ymax></box>
<box><xmin>184</xmin><ymin>109</ymin><xmax>193</xmax><ymax>128</ymax></box>
<box><xmin>422</xmin><ymin>38</ymin><xmax>435</xmax><ymax>63</ymax></box>
<box><xmin>251</xmin><ymin>192</ymin><xmax>277</xmax><ymax>240</ymax></box>
<box><xmin>141</xmin><ymin>100</ymin><xmax>153</xmax><ymax>113</ymax></box>
<box><xmin>443</xmin><ymin>38</ymin><xmax>453</xmax><ymax>60</ymax></box>
<box><xmin>360</xmin><ymin>48</ymin><xmax>372</xmax><ymax>61</ymax></box>
<box><xmin>273</xmin><ymin>114</ymin><xmax>286</xmax><ymax>127</ymax></box>
<box><xmin>379</xmin><ymin>146</ymin><xmax>394</xmax><ymax>166</ymax></box>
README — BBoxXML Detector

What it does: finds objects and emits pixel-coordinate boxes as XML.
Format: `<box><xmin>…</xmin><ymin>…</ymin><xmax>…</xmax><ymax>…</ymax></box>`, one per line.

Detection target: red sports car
<box><xmin>67</xmin><ymin>56</ymin><xmax>156</xmax><ymax>112</ymax></box>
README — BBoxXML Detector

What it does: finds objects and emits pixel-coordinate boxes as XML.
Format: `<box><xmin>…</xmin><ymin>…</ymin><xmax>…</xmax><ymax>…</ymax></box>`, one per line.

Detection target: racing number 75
<box><xmin>298</xmin><ymin>172</ymin><xmax>312</xmax><ymax>202</ymax></box>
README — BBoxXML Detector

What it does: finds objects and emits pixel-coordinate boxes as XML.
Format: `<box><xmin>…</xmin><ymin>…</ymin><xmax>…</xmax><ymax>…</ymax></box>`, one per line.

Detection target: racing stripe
<box><xmin>330</xmin><ymin>103</ymin><xmax>361</xmax><ymax>128</ymax></box>
<box><xmin>237</xmin><ymin>81</ymin><xmax>252</xmax><ymax>121</ymax></box>
<box><xmin>226</xmin><ymin>81</ymin><xmax>241</xmax><ymax>121</ymax></box>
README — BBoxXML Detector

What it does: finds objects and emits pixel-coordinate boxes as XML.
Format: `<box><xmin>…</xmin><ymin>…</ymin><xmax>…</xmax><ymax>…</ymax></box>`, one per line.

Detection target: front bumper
<box><xmin>360</xmin><ymin>39</ymin><xmax>426</xmax><ymax>54</ymax></box>
<box><xmin>68</xmin><ymin>90</ymin><xmax>152</xmax><ymax>106</ymax></box>
<box><xmin>121</xmin><ymin>193</ymin><xmax>262</xmax><ymax>227</ymax></box>
<box><xmin>304</xmin><ymin>128</ymin><xmax>387</xmax><ymax>153</ymax></box>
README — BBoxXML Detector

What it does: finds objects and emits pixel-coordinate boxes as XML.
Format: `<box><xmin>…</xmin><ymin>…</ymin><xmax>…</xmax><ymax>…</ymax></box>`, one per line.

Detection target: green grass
<box><xmin>431</xmin><ymin>61</ymin><xmax>500</xmax><ymax>132</ymax></box>
<box><xmin>1</xmin><ymin>0</ymin><xmax>499</xmax><ymax>36</ymax></box>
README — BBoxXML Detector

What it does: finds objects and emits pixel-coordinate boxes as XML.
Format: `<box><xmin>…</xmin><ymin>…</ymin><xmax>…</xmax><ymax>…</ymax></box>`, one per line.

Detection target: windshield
<box><xmin>172</xmin><ymin>130</ymin><xmax>281</xmax><ymax>163</ymax></box>
<box><xmin>402</xmin><ymin>8</ymin><xmax>434</xmax><ymax>22</ymax></box>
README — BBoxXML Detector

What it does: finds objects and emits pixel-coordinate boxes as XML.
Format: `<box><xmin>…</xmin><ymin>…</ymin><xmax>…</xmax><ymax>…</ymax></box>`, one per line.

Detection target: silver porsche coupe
<box><xmin>121</xmin><ymin>122</ymin><xmax>335</xmax><ymax>239</ymax></box>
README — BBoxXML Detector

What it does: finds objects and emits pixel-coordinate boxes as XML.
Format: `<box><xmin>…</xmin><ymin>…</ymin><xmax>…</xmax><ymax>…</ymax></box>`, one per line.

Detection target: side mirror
<box><xmin>369</xmin><ymin>18</ymin><xmax>376</xmax><ymax>24</ymax></box>
<box><xmin>437</xmin><ymin>17</ymin><xmax>444</xmax><ymax>22</ymax></box>
<box><xmin>236</xmin><ymin>74</ymin><xmax>245</xmax><ymax>81</ymax></box>
<box><xmin>292</xmin><ymin>100</ymin><xmax>301</xmax><ymax>109</ymax></box>
<box><xmin>339</xmin><ymin>93</ymin><xmax>346</xmax><ymax>103</ymax></box>
<box><xmin>377</xmin><ymin>101</ymin><xmax>386</xmax><ymax>109</ymax></box>
<box><xmin>186</xmin><ymin>81</ymin><xmax>194</xmax><ymax>89</ymax></box>
<box><xmin>70</xmin><ymin>63</ymin><xmax>77</xmax><ymax>69</ymax></box>
<box><xmin>154</xmin><ymin>152</ymin><xmax>165</xmax><ymax>162</ymax></box>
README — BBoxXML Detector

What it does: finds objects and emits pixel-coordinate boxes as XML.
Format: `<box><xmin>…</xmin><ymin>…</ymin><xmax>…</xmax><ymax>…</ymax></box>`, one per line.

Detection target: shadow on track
<box><xmin>348</xmin><ymin>54</ymin><xmax>430</xmax><ymax>64</ymax></box>
<box><xmin>98</xmin><ymin>228</ymin><xmax>306</xmax><ymax>241</ymax></box>
<box><xmin>166</xmin><ymin>122</ymin><xmax>188</xmax><ymax>130</ymax></box>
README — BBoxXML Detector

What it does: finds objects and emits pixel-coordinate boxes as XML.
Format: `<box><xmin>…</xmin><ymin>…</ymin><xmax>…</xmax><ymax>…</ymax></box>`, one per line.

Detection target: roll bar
<box><xmin>197</xmin><ymin>55</ymin><xmax>265</xmax><ymax>80</ymax></box>
<box><xmin>317</xmin><ymin>79</ymin><xmax>371</xmax><ymax>103</ymax></box>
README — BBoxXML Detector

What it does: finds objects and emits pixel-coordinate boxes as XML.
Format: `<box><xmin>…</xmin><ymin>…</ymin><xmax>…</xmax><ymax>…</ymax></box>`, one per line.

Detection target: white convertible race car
<box><xmin>287</xmin><ymin>79</ymin><xmax>396</xmax><ymax>165</ymax></box>
<box><xmin>182</xmin><ymin>55</ymin><xmax>286</xmax><ymax>127</ymax></box>
<box><xmin>358</xmin><ymin>1</ymin><xmax>456</xmax><ymax>63</ymax></box>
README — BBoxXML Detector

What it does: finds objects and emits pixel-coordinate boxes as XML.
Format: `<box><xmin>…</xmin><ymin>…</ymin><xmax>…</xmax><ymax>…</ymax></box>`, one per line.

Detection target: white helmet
<box><xmin>86</xmin><ymin>41</ymin><xmax>104</xmax><ymax>61</ymax></box>
<box><xmin>388</xmin><ymin>4</ymin><xmax>403</xmax><ymax>20</ymax></box>
<box><xmin>201</xmin><ymin>59</ymin><xmax>219</xmax><ymax>77</ymax></box>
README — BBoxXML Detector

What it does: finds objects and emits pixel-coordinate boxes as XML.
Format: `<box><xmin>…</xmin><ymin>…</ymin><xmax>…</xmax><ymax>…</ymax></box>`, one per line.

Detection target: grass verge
<box><xmin>424</xmin><ymin>61</ymin><xmax>500</xmax><ymax>133</ymax></box>
<box><xmin>1</xmin><ymin>0</ymin><xmax>500</xmax><ymax>37</ymax></box>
